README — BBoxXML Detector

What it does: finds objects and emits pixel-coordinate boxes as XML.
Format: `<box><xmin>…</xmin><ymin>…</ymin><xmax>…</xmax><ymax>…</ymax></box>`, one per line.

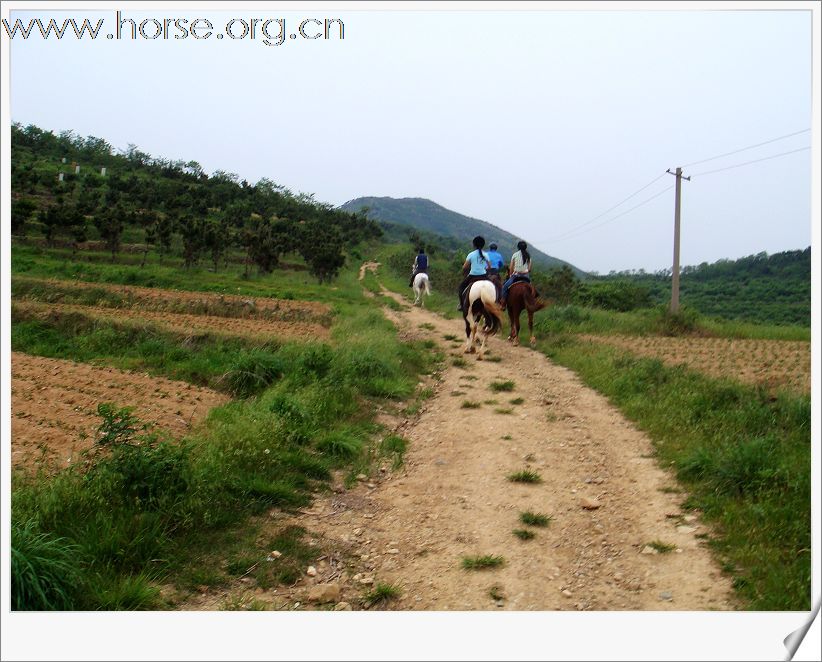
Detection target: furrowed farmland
<box><xmin>9</xmin><ymin>123</ymin><xmax>811</xmax><ymax>614</ymax></box>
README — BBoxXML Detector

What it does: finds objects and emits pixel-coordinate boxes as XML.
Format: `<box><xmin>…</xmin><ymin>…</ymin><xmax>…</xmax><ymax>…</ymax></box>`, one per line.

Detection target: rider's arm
<box><xmin>462</xmin><ymin>259</ymin><xmax>471</xmax><ymax>276</ymax></box>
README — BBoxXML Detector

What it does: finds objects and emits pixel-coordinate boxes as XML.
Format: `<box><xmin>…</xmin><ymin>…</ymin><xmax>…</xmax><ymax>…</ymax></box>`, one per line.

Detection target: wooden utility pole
<box><xmin>666</xmin><ymin>167</ymin><xmax>690</xmax><ymax>313</ymax></box>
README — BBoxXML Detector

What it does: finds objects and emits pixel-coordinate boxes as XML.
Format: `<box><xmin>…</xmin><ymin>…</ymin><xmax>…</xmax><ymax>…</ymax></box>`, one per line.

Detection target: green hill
<box><xmin>340</xmin><ymin>196</ymin><xmax>584</xmax><ymax>276</ymax></box>
<box><xmin>599</xmin><ymin>249</ymin><xmax>811</xmax><ymax>326</ymax></box>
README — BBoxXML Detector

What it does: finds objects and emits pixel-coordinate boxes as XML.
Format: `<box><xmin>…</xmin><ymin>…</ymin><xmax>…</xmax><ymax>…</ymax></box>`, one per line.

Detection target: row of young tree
<box><xmin>11</xmin><ymin>123</ymin><xmax>383</xmax><ymax>282</ymax></box>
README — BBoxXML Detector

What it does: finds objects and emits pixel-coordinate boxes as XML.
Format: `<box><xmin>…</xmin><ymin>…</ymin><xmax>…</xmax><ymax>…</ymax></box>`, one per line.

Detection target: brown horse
<box><xmin>506</xmin><ymin>281</ymin><xmax>547</xmax><ymax>347</ymax></box>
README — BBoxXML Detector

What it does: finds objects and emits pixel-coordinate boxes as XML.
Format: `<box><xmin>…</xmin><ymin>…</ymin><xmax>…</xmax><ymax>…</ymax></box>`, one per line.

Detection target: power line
<box><xmin>547</xmin><ymin>171</ymin><xmax>668</xmax><ymax>241</ymax></box>
<box><xmin>682</xmin><ymin>128</ymin><xmax>810</xmax><ymax>168</ymax></box>
<box><xmin>691</xmin><ymin>145</ymin><xmax>811</xmax><ymax>178</ymax></box>
<box><xmin>547</xmin><ymin>184</ymin><xmax>674</xmax><ymax>244</ymax></box>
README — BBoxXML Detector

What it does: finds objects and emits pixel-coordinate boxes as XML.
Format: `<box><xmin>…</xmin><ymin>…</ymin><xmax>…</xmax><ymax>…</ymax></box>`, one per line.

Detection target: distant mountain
<box><xmin>341</xmin><ymin>196</ymin><xmax>584</xmax><ymax>276</ymax></box>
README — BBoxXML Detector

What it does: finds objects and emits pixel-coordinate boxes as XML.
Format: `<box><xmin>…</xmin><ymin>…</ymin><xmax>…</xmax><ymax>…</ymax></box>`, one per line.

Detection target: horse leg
<box><xmin>528</xmin><ymin>309</ymin><xmax>536</xmax><ymax>347</ymax></box>
<box><xmin>507</xmin><ymin>308</ymin><xmax>515</xmax><ymax>342</ymax></box>
<box><xmin>511</xmin><ymin>312</ymin><xmax>520</xmax><ymax>346</ymax></box>
<box><xmin>463</xmin><ymin>314</ymin><xmax>475</xmax><ymax>353</ymax></box>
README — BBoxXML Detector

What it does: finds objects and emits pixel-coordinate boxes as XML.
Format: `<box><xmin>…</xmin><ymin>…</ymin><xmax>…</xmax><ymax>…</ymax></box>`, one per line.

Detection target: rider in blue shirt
<box><xmin>486</xmin><ymin>243</ymin><xmax>505</xmax><ymax>276</ymax></box>
<box><xmin>457</xmin><ymin>236</ymin><xmax>491</xmax><ymax>312</ymax></box>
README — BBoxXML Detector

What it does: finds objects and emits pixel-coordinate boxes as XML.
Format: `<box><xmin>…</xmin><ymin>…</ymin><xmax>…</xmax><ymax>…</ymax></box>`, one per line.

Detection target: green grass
<box><xmin>363</xmin><ymin>582</ymin><xmax>402</xmax><ymax>607</ymax></box>
<box><xmin>490</xmin><ymin>380</ymin><xmax>515</xmax><ymax>392</ymax></box>
<box><xmin>512</xmin><ymin>529</ymin><xmax>535</xmax><ymax>540</ymax></box>
<box><xmin>443</xmin><ymin>334</ymin><xmax>459</xmax><ymax>341</ymax></box>
<box><xmin>509</xmin><ymin>397</ymin><xmax>525</xmax><ymax>405</ymax></box>
<box><xmin>380</xmin><ymin>434</ymin><xmax>408</xmax><ymax>469</ymax></box>
<box><xmin>537</xmin><ymin>337</ymin><xmax>811</xmax><ymax>610</ymax></box>
<box><xmin>461</xmin><ymin>401</ymin><xmax>481</xmax><ymax>409</ymax></box>
<box><xmin>452</xmin><ymin>357</ymin><xmax>468</xmax><ymax>368</ymax></box>
<box><xmin>647</xmin><ymin>540</ymin><xmax>677</xmax><ymax>554</ymax></box>
<box><xmin>485</xmin><ymin>355</ymin><xmax>502</xmax><ymax>363</ymax></box>
<box><xmin>461</xmin><ymin>555</ymin><xmax>504</xmax><ymax>570</ymax></box>
<box><xmin>10</xmin><ymin>251</ymin><xmax>434</xmax><ymax>610</ymax></box>
<box><xmin>418</xmin><ymin>323</ymin><xmax>435</xmax><ymax>330</ymax></box>
<box><xmin>519</xmin><ymin>511</ymin><xmax>551</xmax><ymax>527</ymax></box>
<box><xmin>507</xmin><ymin>469</ymin><xmax>542</xmax><ymax>484</ymax></box>
<box><xmin>488</xmin><ymin>584</ymin><xmax>505</xmax><ymax>601</ymax></box>
<box><xmin>494</xmin><ymin>407</ymin><xmax>513</xmax><ymax>415</ymax></box>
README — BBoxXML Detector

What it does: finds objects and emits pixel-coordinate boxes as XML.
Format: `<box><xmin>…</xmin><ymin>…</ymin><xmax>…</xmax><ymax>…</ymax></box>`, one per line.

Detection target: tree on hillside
<box><xmin>11</xmin><ymin>197</ymin><xmax>36</xmax><ymax>236</ymax></box>
<box><xmin>178</xmin><ymin>215</ymin><xmax>204</xmax><ymax>268</ymax></box>
<box><xmin>298</xmin><ymin>220</ymin><xmax>345</xmax><ymax>283</ymax></box>
<box><xmin>202</xmin><ymin>217</ymin><xmax>232</xmax><ymax>271</ymax></box>
<box><xmin>94</xmin><ymin>205</ymin><xmax>126</xmax><ymax>262</ymax></box>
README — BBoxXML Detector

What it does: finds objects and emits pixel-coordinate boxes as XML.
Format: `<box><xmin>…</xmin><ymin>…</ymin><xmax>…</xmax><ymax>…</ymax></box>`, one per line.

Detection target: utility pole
<box><xmin>666</xmin><ymin>167</ymin><xmax>690</xmax><ymax>313</ymax></box>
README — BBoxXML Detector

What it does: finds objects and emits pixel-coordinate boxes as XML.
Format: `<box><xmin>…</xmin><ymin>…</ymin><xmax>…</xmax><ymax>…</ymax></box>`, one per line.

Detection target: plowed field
<box><xmin>11</xmin><ymin>352</ymin><xmax>228</xmax><ymax>472</ymax></box>
<box><xmin>13</xmin><ymin>300</ymin><xmax>330</xmax><ymax>341</ymax></box>
<box><xmin>579</xmin><ymin>335</ymin><xmax>810</xmax><ymax>394</ymax></box>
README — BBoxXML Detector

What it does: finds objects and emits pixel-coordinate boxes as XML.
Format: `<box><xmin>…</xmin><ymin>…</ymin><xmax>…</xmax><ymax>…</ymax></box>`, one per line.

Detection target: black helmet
<box><xmin>472</xmin><ymin>235</ymin><xmax>486</xmax><ymax>249</ymax></box>
<box><xmin>489</xmin><ymin>243</ymin><xmax>498</xmax><ymax>250</ymax></box>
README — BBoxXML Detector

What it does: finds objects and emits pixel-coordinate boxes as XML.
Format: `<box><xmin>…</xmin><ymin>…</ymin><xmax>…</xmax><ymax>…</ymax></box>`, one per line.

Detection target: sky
<box><xmin>7</xmin><ymin>4</ymin><xmax>815</xmax><ymax>274</ymax></box>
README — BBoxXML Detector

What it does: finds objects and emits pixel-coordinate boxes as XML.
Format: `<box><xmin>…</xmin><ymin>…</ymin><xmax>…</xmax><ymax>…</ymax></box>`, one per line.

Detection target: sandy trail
<box><xmin>183</xmin><ymin>271</ymin><xmax>734</xmax><ymax>611</ymax></box>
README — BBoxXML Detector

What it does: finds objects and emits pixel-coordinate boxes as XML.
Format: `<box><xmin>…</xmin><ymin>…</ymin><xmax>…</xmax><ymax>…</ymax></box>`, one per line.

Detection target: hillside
<box><xmin>600</xmin><ymin>249</ymin><xmax>811</xmax><ymax>326</ymax></box>
<box><xmin>340</xmin><ymin>196</ymin><xmax>584</xmax><ymax>276</ymax></box>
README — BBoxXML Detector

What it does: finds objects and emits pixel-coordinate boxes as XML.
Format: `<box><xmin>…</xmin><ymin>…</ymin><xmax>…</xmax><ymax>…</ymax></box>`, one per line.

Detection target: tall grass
<box><xmin>539</xmin><ymin>338</ymin><xmax>810</xmax><ymax>610</ymax></box>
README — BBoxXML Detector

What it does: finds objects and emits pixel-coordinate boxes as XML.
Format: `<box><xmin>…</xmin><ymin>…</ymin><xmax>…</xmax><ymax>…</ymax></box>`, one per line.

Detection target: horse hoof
<box><xmin>530</xmin><ymin>337</ymin><xmax>537</xmax><ymax>347</ymax></box>
<box><xmin>476</xmin><ymin>354</ymin><xmax>484</xmax><ymax>361</ymax></box>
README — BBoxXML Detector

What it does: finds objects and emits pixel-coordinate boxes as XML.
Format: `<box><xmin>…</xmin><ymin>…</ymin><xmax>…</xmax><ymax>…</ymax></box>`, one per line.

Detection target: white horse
<box><xmin>412</xmin><ymin>272</ymin><xmax>431</xmax><ymax>306</ymax></box>
<box><xmin>462</xmin><ymin>280</ymin><xmax>503</xmax><ymax>359</ymax></box>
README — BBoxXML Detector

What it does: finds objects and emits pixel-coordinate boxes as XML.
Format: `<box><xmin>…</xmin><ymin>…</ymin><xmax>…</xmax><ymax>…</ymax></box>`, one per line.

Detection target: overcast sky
<box><xmin>8</xmin><ymin>6</ymin><xmax>814</xmax><ymax>273</ymax></box>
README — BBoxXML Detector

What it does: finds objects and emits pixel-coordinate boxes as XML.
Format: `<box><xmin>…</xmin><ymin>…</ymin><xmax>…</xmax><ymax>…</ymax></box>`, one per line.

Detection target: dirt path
<box><xmin>182</xmin><ymin>271</ymin><xmax>734</xmax><ymax>611</ymax></box>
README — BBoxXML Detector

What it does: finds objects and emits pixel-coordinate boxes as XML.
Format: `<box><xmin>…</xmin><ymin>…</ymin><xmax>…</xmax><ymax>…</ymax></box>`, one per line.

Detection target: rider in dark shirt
<box><xmin>409</xmin><ymin>248</ymin><xmax>429</xmax><ymax>287</ymax></box>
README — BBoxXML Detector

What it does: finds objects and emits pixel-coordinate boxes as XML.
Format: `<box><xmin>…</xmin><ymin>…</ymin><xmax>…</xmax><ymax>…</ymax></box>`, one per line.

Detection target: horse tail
<box><xmin>479</xmin><ymin>298</ymin><xmax>503</xmax><ymax>336</ymax></box>
<box><xmin>525</xmin><ymin>285</ymin><xmax>547</xmax><ymax>312</ymax></box>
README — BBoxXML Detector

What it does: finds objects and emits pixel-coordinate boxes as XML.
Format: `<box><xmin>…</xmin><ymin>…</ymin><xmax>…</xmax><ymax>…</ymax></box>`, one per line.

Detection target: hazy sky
<box><xmin>8</xmin><ymin>6</ymin><xmax>814</xmax><ymax>273</ymax></box>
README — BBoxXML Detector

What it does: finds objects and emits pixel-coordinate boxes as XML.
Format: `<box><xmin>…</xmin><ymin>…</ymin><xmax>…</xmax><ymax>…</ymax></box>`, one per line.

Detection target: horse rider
<box><xmin>500</xmin><ymin>240</ymin><xmax>533</xmax><ymax>311</ymax></box>
<box><xmin>409</xmin><ymin>247</ymin><xmax>428</xmax><ymax>287</ymax></box>
<box><xmin>486</xmin><ymin>242</ymin><xmax>505</xmax><ymax>301</ymax></box>
<box><xmin>457</xmin><ymin>235</ymin><xmax>492</xmax><ymax>312</ymax></box>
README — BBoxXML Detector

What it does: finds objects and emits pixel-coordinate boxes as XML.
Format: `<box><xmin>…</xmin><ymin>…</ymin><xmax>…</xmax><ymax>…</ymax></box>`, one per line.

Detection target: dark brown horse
<box><xmin>506</xmin><ymin>281</ymin><xmax>547</xmax><ymax>347</ymax></box>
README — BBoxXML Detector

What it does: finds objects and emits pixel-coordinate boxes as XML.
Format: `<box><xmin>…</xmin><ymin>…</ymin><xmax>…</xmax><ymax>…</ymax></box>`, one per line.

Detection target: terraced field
<box><xmin>13</xmin><ymin>300</ymin><xmax>330</xmax><ymax>341</ymax></box>
<box><xmin>13</xmin><ymin>277</ymin><xmax>333</xmax><ymax>324</ymax></box>
<box><xmin>11</xmin><ymin>352</ymin><xmax>228</xmax><ymax>472</ymax></box>
<box><xmin>579</xmin><ymin>334</ymin><xmax>810</xmax><ymax>394</ymax></box>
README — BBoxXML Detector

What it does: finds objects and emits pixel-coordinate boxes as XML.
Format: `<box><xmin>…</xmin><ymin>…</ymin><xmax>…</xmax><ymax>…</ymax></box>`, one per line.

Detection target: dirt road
<box><xmin>186</xmin><ymin>272</ymin><xmax>734</xmax><ymax>611</ymax></box>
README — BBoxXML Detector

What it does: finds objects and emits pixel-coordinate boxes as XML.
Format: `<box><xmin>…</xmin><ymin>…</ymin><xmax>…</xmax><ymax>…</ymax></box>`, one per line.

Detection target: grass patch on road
<box><xmin>461</xmin><ymin>555</ymin><xmax>504</xmax><ymax>570</ymax></box>
<box><xmin>507</xmin><ymin>469</ymin><xmax>542</xmax><ymax>484</ymax></box>
<box><xmin>519</xmin><ymin>511</ymin><xmax>551</xmax><ymax>527</ymax></box>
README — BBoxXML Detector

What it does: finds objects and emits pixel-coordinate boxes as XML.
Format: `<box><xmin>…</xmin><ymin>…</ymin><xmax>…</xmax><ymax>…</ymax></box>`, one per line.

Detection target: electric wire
<box><xmin>690</xmin><ymin>145</ymin><xmax>811</xmax><ymax>178</ymax></box>
<box><xmin>682</xmin><ymin>128</ymin><xmax>810</xmax><ymax>168</ymax></box>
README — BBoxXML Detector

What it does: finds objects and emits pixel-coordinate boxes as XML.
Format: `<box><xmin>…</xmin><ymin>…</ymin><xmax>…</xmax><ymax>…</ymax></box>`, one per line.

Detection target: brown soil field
<box><xmin>578</xmin><ymin>334</ymin><xmax>810</xmax><ymax>395</ymax></box>
<box><xmin>13</xmin><ymin>300</ymin><xmax>331</xmax><ymax>342</ymax></box>
<box><xmin>14</xmin><ymin>277</ymin><xmax>332</xmax><ymax>324</ymax></box>
<box><xmin>11</xmin><ymin>352</ymin><xmax>228</xmax><ymax>472</ymax></box>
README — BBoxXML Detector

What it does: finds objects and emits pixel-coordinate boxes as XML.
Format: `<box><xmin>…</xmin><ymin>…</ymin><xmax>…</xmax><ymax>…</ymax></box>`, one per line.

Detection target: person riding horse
<box><xmin>409</xmin><ymin>247</ymin><xmax>428</xmax><ymax>287</ymax></box>
<box><xmin>486</xmin><ymin>242</ymin><xmax>505</xmax><ymax>301</ymax></box>
<box><xmin>457</xmin><ymin>236</ymin><xmax>492</xmax><ymax>313</ymax></box>
<box><xmin>500</xmin><ymin>240</ymin><xmax>535</xmax><ymax>311</ymax></box>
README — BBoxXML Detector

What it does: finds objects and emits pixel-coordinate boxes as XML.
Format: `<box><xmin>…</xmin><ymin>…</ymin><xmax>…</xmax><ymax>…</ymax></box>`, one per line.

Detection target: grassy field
<box><xmin>11</xmin><ymin>242</ymin><xmax>436</xmax><ymax>610</ymax></box>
